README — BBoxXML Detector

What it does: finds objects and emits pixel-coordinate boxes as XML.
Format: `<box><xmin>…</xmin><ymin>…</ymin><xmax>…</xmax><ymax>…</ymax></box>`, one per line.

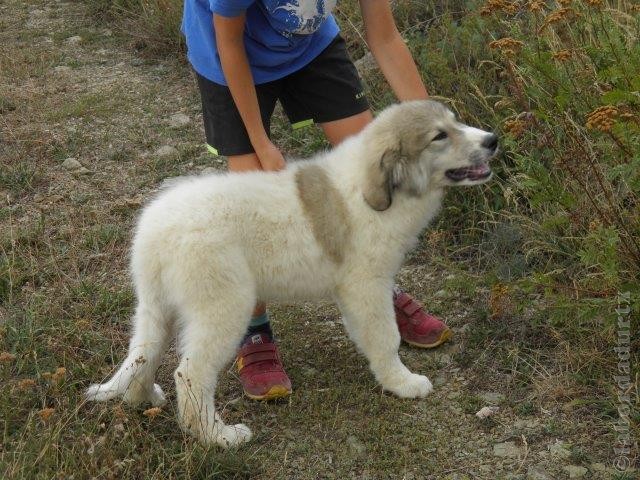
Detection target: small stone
<box><xmin>201</xmin><ymin>167</ymin><xmax>218</xmax><ymax>176</ymax></box>
<box><xmin>526</xmin><ymin>465</ymin><xmax>554</xmax><ymax>480</ymax></box>
<box><xmin>303</xmin><ymin>366</ymin><xmax>317</xmax><ymax>377</ymax></box>
<box><xmin>155</xmin><ymin>145</ymin><xmax>178</xmax><ymax>157</ymax></box>
<box><xmin>513</xmin><ymin>419</ymin><xmax>540</xmax><ymax>431</ymax></box>
<box><xmin>457</xmin><ymin>323</ymin><xmax>471</xmax><ymax>334</ymax></box>
<box><xmin>434</xmin><ymin>353</ymin><xmax>452</xmax><ymax>365</ymax></box>
<box><xmin>563</xmin><ymin>466</ymin><xmax>587</xmax><ymax>478</ymax></box>
<box><xmin>62</xmin><ymin>157</ymin><xmax>82</xmax><ymax>170</ymax></box>
<box><xmin>446</xmin><ymin>390</ymin><xmax>461</xmax><ymax>400</ymax></box>
<box><xmin>433</xmin><ymin>375</ymin><xmax>447</xmax><ymax>387</ymax></box>
<box><xmin>168</xmin><ymin>113</ymin><xmax>190</xmax><ymax>128</ymax></box>
<box><xmin>548</xmin><ymin>440</ymin><xmax>572</xmax><ymax>459</ymax></box>
<box><xmin>131</xmin><ymin>58</ymin><xmax>144</xmax><ymax>66</ymax></box>
<box><xmin>479</xmin><ymin>391</ymin><xmax>506</xmax><ymax>404</ymax></box>
<box><xmin>346</xmin><ymin>435</ymin><xmax>366</xmax><ymax>455</ymax></box>
<box><xmin>65</xmin><ymin>35</ymin><xmax>82</xmax><ymax>45</ymax></box>
<box><xmin>493</xmin><ymin>441</ymin><xmax>522</xmax><ymax>458</ymax></box>
<box><xmin>73</xmin><ymin>167</ymin><xmax>91</xmax><ymax>175</ymax></box>
<box><xmin>476</xmin><ymin>406</ymin><xmax>499</xmax><ymax>419</ymax></box>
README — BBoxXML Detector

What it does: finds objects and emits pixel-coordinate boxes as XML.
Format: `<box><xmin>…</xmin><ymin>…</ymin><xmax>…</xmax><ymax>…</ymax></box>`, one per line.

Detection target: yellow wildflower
<box><xmin>528</xmin><ymin>0</ymin><xmax>546</xmax><ymax>12</ymax></box>
<box><xmin>51</xmin><ymin>367</ymin><xmax>66</xmax><ymax>384</ymax></box>
<box><xmin>489</xmin><ymin>37</ymin><xmax>525</xmax><ymax>57</ymax></box>
<box><xmin>0</xmin><ymin>352</ymin><xmax>16</xmax><ymax>363</ymax></box>
<box><xmin>586</xmin><ymin>105</ymin><xmax>619</xmax><ymax>132</ymax></box>
<box><xmin>38</xmin><ymin>407</ymin><xmax>55</xmax><ymax>422</ymax></box>
<box><xmin>552</xmin><ymin>49</ymin><xmax>572</xmax><ymax>61</ymax></box>
<box><xmin>143</xmin><ymin>407</ymin><xmax>162</xmax><ymax>418</ymax></box>
<box><xmin>480</xmin><ymin>0</ymin><xmax>518</xmax><ymax>16</ymax></box>
<box><xmin>17</xmin><ymin>379</ymin><xmax>37</xmax><ymax>390</ymax></box>
<box><xmin>541</xmin><ymin>8</ymin><xmax>579</xmax><ymax>30</ymax></box>
<box><xmin>489</xmin><ymin>284</ymin><xmax>511</xmax><ymax>319</ymax></box>
<box><xmin>504</xmin><ymin>119</ymin><xmax>527</xmax><ymax>138</ymax></box>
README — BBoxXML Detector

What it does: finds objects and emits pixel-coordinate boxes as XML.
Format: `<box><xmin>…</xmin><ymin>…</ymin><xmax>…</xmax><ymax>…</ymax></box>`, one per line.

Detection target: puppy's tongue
<box><xmin>466</xmin><ymin>163</ymin><xmax>491</xmax><ymax>180</ymax></box>
<box><xmin>446</xmin><ymin>162</ymin><xmax>491</xmax><ymax>181</ymax></box>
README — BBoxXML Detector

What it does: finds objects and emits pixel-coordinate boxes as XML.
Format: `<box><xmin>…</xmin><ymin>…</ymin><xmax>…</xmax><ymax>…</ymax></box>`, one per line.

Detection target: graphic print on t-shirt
<box><xmin>267</xmin><ymin>0</ymin><xmax>337</xmax><ymax>35</ymax></box>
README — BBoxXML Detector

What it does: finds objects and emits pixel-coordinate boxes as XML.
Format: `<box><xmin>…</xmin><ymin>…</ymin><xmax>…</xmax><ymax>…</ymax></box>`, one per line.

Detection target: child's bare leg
<box><xmin>228</xmin><ymin>153</ymin><xmax>267</xmax><ymax>319</ymax></box>
<box><xmin>225</xmin><ymin>153</ymin><xmax>291</xmax><ymax>400</ymax></box>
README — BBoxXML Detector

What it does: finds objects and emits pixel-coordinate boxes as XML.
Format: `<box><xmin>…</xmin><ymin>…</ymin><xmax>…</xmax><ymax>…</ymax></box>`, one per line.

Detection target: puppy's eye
<box><xmin>432</xmin><ymin>131</ymin><xmax>448</xmax><ymax>141</ymax></box>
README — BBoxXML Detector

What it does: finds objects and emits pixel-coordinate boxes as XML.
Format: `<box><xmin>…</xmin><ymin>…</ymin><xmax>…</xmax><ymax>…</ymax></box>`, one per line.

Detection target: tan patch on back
<box><xmin>295</xmin><ymin>165</ymin><xmax>351</xmax><ymax>264</ymax></box>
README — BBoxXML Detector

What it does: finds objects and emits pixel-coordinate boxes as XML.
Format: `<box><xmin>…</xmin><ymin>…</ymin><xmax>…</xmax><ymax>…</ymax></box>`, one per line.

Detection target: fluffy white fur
<box><xmin>86</xmin><ymin>100</ymin><xmax>496</xmax><ymax>447</ymax></box>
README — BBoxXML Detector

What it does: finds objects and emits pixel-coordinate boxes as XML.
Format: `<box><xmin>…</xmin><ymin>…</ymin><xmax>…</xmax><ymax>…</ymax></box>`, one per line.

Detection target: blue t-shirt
<box><xmin>182</xmin><ymin>0</ymin><xmax>340</xmax><ymax>85</ymax></box>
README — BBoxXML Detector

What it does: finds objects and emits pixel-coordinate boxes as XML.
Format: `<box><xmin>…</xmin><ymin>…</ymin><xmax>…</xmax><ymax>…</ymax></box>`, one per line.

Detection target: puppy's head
<box><xmin>362</xmin><ymin>100</ymin><xmax>498</xmax><ymax>211</ymax></box>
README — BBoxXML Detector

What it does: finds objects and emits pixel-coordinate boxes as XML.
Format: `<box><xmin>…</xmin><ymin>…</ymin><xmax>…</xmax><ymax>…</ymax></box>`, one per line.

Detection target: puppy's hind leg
<box><xmin>86</xmin><ymin>297</ymin><xmax>172</xmax><ymax>407</ymax></box>
<box><xmin>336</xmin><ymin>282</ymin><xmax>433</xmax><ymax>399</ymax></box>
<box><xmin>174</xmin><ymin>290</ymin><xmax>254</xmax><ymax>448</ymax></box>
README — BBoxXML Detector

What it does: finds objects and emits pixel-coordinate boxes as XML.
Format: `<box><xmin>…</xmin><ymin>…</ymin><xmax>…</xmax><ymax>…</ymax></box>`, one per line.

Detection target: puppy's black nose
<box><xmin>482</xmin><ymin>133</ymin><xmax>499</xmax><ymax>152</ymax></box>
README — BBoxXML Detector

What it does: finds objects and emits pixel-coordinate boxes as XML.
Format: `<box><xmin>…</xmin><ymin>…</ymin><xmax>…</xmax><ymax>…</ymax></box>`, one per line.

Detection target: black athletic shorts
<box><xmin>196</xmin><ymin>34</ymin><xmax>370</xmax><ymax>156</ymax></box>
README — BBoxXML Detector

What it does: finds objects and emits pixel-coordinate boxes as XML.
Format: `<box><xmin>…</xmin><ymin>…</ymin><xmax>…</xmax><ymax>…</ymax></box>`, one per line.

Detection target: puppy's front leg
<box><xmin>336</xmin><ymin>284</ymin><xmax>433</xmax><ymax>398</ymax></box>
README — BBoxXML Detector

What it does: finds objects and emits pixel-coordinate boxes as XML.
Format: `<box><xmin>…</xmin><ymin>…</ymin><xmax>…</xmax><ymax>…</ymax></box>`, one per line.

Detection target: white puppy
<box><xmin>86</xmin><ymin>100</ymin><xmax>497</xmax><ymax>447</ymax></box>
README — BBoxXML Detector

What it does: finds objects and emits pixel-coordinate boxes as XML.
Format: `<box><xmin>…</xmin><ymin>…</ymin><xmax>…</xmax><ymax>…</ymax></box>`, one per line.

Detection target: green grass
<box><xmin>0</xmin><ymin>163</ymin><xmax>40</xmax><ymax>195</ymax></box>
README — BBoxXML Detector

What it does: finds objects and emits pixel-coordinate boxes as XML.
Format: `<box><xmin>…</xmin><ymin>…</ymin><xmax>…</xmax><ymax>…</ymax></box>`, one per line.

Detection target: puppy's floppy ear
<box><xmin>363</xmin><ymin>149</ymin><xmax>400</xmax><ymax>211</ymax></box>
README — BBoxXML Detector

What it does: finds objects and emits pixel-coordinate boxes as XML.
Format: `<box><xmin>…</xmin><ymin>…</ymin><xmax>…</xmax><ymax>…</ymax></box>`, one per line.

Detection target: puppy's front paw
<box><xmin>214</xmin><ymin>423</ymin><xmax>253</xmax><ymax>448</ymax></box>
<box><xmin>384</xmin><ymin>373</ymin><xmax>433</xmax><ymax>398</ymax></box>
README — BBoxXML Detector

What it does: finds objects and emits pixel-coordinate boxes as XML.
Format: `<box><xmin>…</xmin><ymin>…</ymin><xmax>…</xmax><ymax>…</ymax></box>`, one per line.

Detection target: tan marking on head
<box><xmin>362</xmin><ymin>100</ymin><xmax>455</xmax><ymax>210</ymax></box>
<box><xmin>295</xmin><ymin>165</ymin><xmax>351</xmax><ymax>264</ymax></box>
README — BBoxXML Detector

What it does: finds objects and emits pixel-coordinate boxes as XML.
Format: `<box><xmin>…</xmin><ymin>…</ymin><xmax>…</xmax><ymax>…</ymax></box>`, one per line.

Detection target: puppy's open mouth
<box><xmin>445</xmin><ymin>162</ymin><xmax>492</xmax><ymax>182</ymax></box>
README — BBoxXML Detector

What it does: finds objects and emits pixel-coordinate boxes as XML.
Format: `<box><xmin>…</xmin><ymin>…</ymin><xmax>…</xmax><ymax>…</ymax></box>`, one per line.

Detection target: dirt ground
<box><xmin>0</xmin><ymin>0</ymin><xmax>629</xmax><ymax>478</ymax></box>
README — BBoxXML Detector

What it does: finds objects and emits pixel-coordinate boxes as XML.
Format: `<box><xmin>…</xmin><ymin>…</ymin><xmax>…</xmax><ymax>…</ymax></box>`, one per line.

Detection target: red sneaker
<box><xmin>237</xmin><ymin>333</ymin><xmax>292</xmax><ymax>400</ymax></box>
<box><xmin>393</xmin><ymin>288</ymin><xmax>452</xmax><ymax>348</ymax></box>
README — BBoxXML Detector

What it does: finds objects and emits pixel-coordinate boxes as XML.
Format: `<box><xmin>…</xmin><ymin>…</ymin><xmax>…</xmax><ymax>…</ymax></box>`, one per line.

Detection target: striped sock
<box><xmin>243</xmin><ymin>311</ymin><xmax>273</xmax><ymax>343</ymax></box>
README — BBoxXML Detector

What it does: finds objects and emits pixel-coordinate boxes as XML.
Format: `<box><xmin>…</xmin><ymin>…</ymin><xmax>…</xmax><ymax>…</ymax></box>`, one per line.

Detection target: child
<box><xmin>182</xmin><ymin>0</ymin><xmax>452</xmax><ymax>400</ymax></box>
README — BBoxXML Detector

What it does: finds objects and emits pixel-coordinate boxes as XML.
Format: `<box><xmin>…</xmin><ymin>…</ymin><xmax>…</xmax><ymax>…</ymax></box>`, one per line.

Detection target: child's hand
<box><xmin>255</xmin><ymin>141</ymin><xmax>286</xmax><ymax>171</ymax></box>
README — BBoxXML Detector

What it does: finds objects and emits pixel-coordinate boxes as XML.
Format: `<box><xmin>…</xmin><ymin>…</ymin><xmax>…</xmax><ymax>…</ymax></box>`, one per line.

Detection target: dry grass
<box><xmin>1</xmin><ymin>0</ymin><xmax>638</xmax><ymax>478</ymax></box>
